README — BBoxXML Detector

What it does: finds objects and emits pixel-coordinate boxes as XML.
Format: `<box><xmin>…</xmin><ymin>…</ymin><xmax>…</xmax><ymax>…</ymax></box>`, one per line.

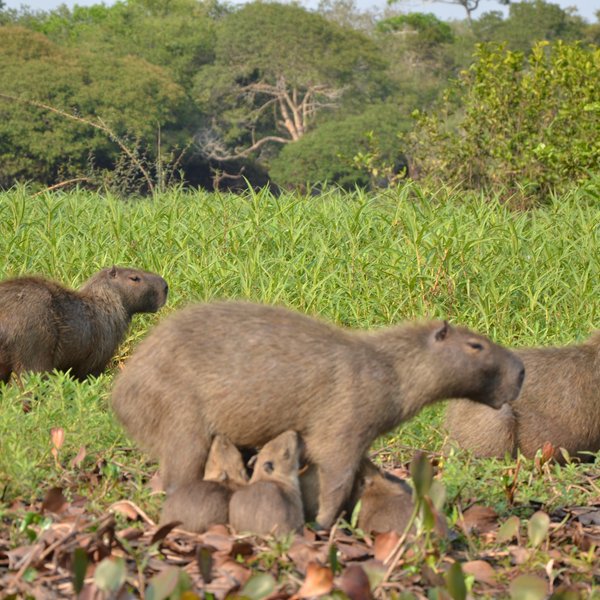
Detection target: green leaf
<box><xmin>93</xmin><ymin>556</ymin><xmax>126</xmax><ymax>593</ymax></box>
<box><xmin>445</xmin><ymin>562</ymin><xmax>467</xmax><ymax>600</ymax></box>
<box><xmin>72</xmin><ymin>547</ymin><xmax>88</xmax><ymax>594</ymax></box>
<box><xmin>146</xmin><ymin>566</ymin><xmax>192</xmax><ymax>600</ymax></box>
<box><xmin>527</xmin><ymin>511</ymin><xmax>550</xmax><ymax>548</ymax></box>
<box><xmin>239</xmin><ymin>573</ymin><xmax>276</xmax><ymax>600</ymax></box>
<box><xmin>410</xmin><ymin>451</ymin><xmax>433</xmax><ymax>500</ymax></box>
<box><xmin>509</xmin><ymin>574</ymin><xmax>547</xmax><ymax>600</ymax></box>
<box><xmin>497</xmin><ymin>516</ymin><xmax>520</xmax><ymax>544</ymax></box>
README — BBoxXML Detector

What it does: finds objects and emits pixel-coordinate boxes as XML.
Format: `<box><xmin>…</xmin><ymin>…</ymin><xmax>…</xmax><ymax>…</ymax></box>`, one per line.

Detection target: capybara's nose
<box><xmin>164</xmin><ymin>282</ymin><xmax>169</xmax><ymax>296</ymax></box>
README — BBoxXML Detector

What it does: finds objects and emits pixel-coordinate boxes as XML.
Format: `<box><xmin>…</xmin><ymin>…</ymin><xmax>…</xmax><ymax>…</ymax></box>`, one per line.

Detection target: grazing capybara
<box><xmin>445</xmin><ymin>331</ymin><xmax>600</xmax><ymax>461</ymax></box>
<box><xmin>229</xmin><ymin>430</ymin><xmax>304</xmax><ymax>536</ymax></box>
<box><xmin>160</xmin><ymin>435</ymin><xmax>248</xmax><ymax>532</ymax></box>
<box><xmin>356</xmin><ymin>460</ymin><xmax>414</xmax><ymax>535</ymax></box>
<box><xmin>0</xmin><ymin>266</ymin><xmax>168</xmax><ymax>383</ymax></box>
<box><xmin>111</xmin><ymin>301</ymin><xmax>525</xmax><ymax>528</ymax></box>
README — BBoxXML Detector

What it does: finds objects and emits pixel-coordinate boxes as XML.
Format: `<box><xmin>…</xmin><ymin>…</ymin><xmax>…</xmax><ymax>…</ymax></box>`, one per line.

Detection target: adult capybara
<box><xmin>229</xmin><ymin>431</ymin><xmax>304</xmax><ymax>536</ymax></box>
<box><xmin>0</xmin><ymin>266</ymin><xmax>168</xmax><ymax>383</ymax></box>
<box><xmin>160</xmin><ymin>434</ymin><xmax>248</xmax><ymax>532</ymax></box>
<box><xmin>445</xmin><ymin>331</ymin><xmax>600</xmax><ymax>461</ymax></box>
<box><xmin>111</xmin><ymin>300</ymin><xmax>525</xmax><ymax>528</ymax></box>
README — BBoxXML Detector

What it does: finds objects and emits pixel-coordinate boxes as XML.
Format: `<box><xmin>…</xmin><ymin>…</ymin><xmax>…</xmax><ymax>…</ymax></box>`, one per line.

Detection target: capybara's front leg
<box><xmin>315</xmin><ymin>455</ymin><xmax>361</xmax><ymax>529</ymax></box>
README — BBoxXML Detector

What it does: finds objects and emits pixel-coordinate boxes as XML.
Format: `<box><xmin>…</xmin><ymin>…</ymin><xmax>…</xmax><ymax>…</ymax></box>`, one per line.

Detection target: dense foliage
<box><xmin>0</xmin><ymin>0</ymin><xmax>598</xmax><ymax>195</ymax></box>
<box><xmin>409</xmin><ymin>41</ymin><xmax>600</xmax><ymax>202</ymax></box>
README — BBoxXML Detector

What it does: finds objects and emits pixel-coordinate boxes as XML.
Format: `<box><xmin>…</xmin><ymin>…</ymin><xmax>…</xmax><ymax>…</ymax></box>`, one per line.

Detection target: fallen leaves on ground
<box><xmin>1</xmin><ymin>469</ymin><xmax>599</xmax><ymax>598</ymax></box>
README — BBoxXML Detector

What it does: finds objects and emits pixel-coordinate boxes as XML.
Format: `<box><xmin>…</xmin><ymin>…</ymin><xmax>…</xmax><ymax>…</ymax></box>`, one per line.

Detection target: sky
<box><xmin>3</xmin><ymin>0</ymin><xmax>599</xmax><ymax>22</ymax></box>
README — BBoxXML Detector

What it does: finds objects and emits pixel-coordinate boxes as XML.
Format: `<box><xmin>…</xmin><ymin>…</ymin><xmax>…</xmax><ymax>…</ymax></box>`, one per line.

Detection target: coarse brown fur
<box><xmin>160</xmin><ymin>435</ymin><xmax>248</xmax><ymax>533</ymax></box>
<box><xmin>0</xmin><ymin>266</ymin><xmax>168</xmax><ymax>383</ymax></box>
<box><xmin>112</xmin><ymin>300</ymin><xmax>524</xmax><ymax>527</ymax></box>
<box><xmin>355</xmin><ymin>460</ymin><xmax>414</xmax><ymax>535</ymax></box>
<box><xmin>229</xmin><ymin>431</ymin><xmax>304</xmax><ymax>536</ymax></box>
<box><xmin>445</xmin><ymin>331</ymin><xmax>600</xmax><ymax>461</ymax></box>
<box><xmin>299</xmin><ymin>457</ymin><xmax>413</xmax><ymax>526</ymax></box>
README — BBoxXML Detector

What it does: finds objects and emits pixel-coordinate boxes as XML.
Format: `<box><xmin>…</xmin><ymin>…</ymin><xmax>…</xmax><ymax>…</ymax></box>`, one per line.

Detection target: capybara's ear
<box><xmin>434</xmin><ymin>321</ymin><xmax>450</xmax><ymax>342</ymax></box>
<box><xmin>109</xmin><ymin>265</ymin><xmax>117</xmax><ymax>278</ymax></box>
<box><xmin>263</xmin><ymin>461</ymin><xmax>274</xmax><ymax>474</ymax></box>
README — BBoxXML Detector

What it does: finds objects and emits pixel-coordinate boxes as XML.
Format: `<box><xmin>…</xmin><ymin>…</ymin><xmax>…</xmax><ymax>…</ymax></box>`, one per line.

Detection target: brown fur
<box><xmin>112</xmin><ymin>300</ymin><xmax>524</xmax><ymax>527</ymax></box>
<box><xmin>356</xmin><ymin>460</ymin><xmax>414</xmax><ymax>535</ymax></box>
<box><xmin>160</xmin><ymin>435</ymin><xmax>248</xmax><ymax>532</ymax></box>
<box><xmin>0</xmin><ymin>266</ymin><xmax>168</xmax><ymax>382</ymax></box>
<box><xmin>445</xmin><ymin>331</ymin><xmax>600</xmax><ymax>461</ymax></box>
<box><xmin>229</xmin><ymin>431</ymin><xmax>304</xmax><ymax>536</ymax></box>
<box><xmin>300</xmin><ymin>457</ymin><xmax>413</xmax><ymax>526</ymax></box>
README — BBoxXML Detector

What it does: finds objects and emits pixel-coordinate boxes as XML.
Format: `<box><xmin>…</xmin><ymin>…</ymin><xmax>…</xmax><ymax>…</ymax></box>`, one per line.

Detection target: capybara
<box><xmin>160</xmin><ymin>434</ymin><xmax>248</xmax><ymax>532</ymax></box>
<box><xmin>356</xmin><ymin>460</ymin><xmax>414</xmax><ymax>535</ymax></box>
<box><xmin>299</xmin><ymin>457</ymin><xmax>413</xmax><ymax>526</ymax></box>
<box><xmin>111</xmin><ymin>301</ymin><xmax>525</xmax><ymax>527</ymax></box>
<box><xmin>229</xmin><ymin>430</ymin><xmax>304</xmax><ymax>536</ymax></box>
<box><xmin>0</xmin><ymin>266</ymin><xmax>168</xmax><ymax>383</ymax></box>
<box><xmin>445</xmin><ymin>331</ymin><xmax>600</xmax><ymax>461</ymax></box>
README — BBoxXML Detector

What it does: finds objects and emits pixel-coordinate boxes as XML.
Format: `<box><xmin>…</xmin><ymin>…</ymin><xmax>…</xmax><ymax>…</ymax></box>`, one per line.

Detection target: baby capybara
<box><xmin>112</xmin><ymin>301</ymin><xmax>524</xmax><ymax>528</ymax></box>
<box><xmin>0</xmin><ymin>266</ymin><xmax>168</xmax><ymax>382</ymax></box>
<box><xmin>445</xmin><ymin>331</ymin><xmax>600</xmax><ymax>461</ymax></box>
<box><xmin>356</xmin><ymin>460</ymin><xmax>414</xmax><ymax>535</ymax></box>
<box><xmin>229</xmin><ymin>430</ymin><xmax>304</xmax><ymax>536</ymax></box>
<box><xmin>160</xmin><ymin>434</ymin><xmax>248</xmax><ymax>532</ymax></box>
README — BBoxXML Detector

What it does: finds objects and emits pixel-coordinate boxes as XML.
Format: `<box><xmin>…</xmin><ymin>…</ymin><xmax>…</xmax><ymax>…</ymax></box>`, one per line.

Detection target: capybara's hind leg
<box><xmin>160</xmin><ymin>433</ymin><xmax>211</xmax><ymax>494</ymax></box>
<box><xmin>0</xmin><ymin>362</ymin><xmax>11</xmax><ymax>384</ymax></box>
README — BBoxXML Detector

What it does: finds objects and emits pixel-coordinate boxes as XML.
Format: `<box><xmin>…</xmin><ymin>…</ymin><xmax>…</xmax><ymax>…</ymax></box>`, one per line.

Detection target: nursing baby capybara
<box><xmin>112</xmin><ymin>301</ymin><xmax>524</xmax><ymax>528</ymax></box>
<box><xmin>356</xmin><ymin>460</ymin><xmax>414</xmax><ymax>535</ymax></box>
<box><xmin>229</xmin><ymin>430</ymin><xmax>304</xmax><ymax>536</ymax></box>
<box><xmin>160</xmin><ymin>434</ymin><xmax>248</xmax><ymax>532</ymax></box>
<box><xmin>0</xmin><ymin>266</ymin><xmax>168</xmax><ymax>383</ymax></box>
<box><xmin>446</xmin><ymin>331</ymin><xmax>600</xmax><ymax>461</ymax></box>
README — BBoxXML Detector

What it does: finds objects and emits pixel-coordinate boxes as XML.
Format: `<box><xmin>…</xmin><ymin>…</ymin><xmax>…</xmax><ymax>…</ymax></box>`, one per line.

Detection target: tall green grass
<box><xmin>0</xmin><ymin>183</ymin><xmax>598</xmax><ymax>513</ymax></box>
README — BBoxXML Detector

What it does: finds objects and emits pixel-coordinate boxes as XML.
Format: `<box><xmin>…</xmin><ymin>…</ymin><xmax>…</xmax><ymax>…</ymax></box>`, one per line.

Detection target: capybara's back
<box><xmin>112</xmin><ymin>300</ymin><xmax>524</xmax><ymax>527</ymax></box>
<box><xmin>0</xmin><ymin>266</ymin><xmax>168</xmax><ymax>383</ymax></box>
<box><xmin>445</xmin><ymin>331</ymin><xmax>600</xmax><ymax>460</ymax></box>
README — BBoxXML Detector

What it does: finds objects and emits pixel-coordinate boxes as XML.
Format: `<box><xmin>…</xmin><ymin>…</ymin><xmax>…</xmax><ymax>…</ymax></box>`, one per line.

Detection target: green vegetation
<box><xmin>0</xmin><ymin>0</ymin><xmax>597</xmax><ymax>192</ymax></box>
<box><xmin>409</xmin><ymin>41</ymin><xmax>600</xmax><ymax>204</ymax></box>
<box><xmin>1</xmin><ymin>184</ymin><xmax>599</xmax><ymax>508</ymax></box>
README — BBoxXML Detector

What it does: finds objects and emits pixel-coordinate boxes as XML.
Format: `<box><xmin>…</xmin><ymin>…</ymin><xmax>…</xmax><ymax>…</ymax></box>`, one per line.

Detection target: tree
<box><xmin>473</xmin><ymin>0</ymin><xmax>587</xmax><ymax>52</ymax></box>
<box><xmin>0</xmin><ymin>26</ymin><xmax>190</xmax><ymax>188</ymax></box>
<box><xmin>407</xmin><ymin>41</ymin><xmax>600</xmax><ymax>204</ymax></box>
<box><xmin>388</xmin><ymin>0</ymin><xmax>509</xmax><ymax>28</ymax></box>
<box><xmin>193</xmin><ymin>2</ymin><xmax>387</xmax><ymax>162</ymax></box>
<box><xmin>10</xmin><ymin>0</ymin><xmax>218</xmax><ymax>87</ymax></box>
<box><xmin>269</xmin><ymin>104</ymin><xmax>410</xmax><ymax>190</ymax></box>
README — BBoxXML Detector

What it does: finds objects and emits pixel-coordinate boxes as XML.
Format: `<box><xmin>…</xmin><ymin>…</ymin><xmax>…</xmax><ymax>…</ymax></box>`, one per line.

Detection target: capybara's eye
<box><xmin>129</xmin><ymin>275</ymin><xmax>141</xmax><ymax>282</ymax></box>
<box><xmin>263</xmin><ymin>461</ymin><xmax>274</xmax><ymax>474</ymax></box>
<box><xmin>467</xmin><ymin>341</ymin><xmax>484</xmax><ymax>351</ymax></box>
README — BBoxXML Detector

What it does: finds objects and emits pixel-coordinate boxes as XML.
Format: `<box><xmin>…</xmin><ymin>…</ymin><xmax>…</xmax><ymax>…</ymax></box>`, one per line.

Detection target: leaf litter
<box><xmin>1</xmin><ymin>454</ymin><xmax>599</xmax><ymax>599</ymax></box>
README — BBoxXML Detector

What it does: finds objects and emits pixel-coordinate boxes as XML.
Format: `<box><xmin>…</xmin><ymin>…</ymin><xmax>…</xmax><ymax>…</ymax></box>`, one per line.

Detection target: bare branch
<box><xmin>0</xmin><ymin>92</ymin><xmax>155</xmax><ymax>193</ymax></box>
<box><xmin>195</xmin><ymin>127</ymin><xmax>290</xmax><ymax>161</ymax></box>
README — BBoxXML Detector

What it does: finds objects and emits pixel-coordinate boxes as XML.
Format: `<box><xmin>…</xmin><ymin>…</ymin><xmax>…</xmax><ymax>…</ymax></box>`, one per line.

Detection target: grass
<box><xmin>0</xmin><ymin>182</ymin><xmax>599</xmax><ymax>549</ymax></box>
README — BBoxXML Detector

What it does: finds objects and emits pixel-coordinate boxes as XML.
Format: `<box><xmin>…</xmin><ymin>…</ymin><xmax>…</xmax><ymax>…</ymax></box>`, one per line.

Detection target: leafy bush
<box><xmin>408</xmin><ymin>40</ymin><xmax>600</xmax><ymax>204</ymax></box>
<box><xmin>269</xmin><ymin>104</ymin><xmax>410</xmax><ymax>190</ymax></box>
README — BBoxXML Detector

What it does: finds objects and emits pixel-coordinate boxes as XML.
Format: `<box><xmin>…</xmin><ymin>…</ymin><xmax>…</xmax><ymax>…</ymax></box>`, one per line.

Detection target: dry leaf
<box><xmin>109</xmin><ymin>500</ymin><xmax>154</xmax><ymax>524</ymax></box>
<box><xmin>70</xmin><ymin>446</ymin><xmax>87</xmax><ymax>469</ymax></box>
<box><xmin>296</xmin><ymin>562</ymin><xmax>334</xmax><ymax>598</ymax></box>
<box><xmin>462</xmin><ymin>560</ymin><xmax>496</xmax><ymax>585</ymax></box>
<box><xmin>460</xmin><ymin>504</ymin><xmax>499</xmax><ymax>534</ymax></box>
<box><xmin>41</xmin><ymin>487</ymin><xmax>68</xmax><ymax>514</ymax></box>
<box><xmin>373</xmin><ymin>531</ymin><xmax>400</xmax><ymax>562</ymax></box>
<box><xmin>287</xmin><ymin>538</ymin><xmax>328</xmax><ymax>573</ymax></box>
<box><xmin>338</xmin><ymin>564</ymin><xmax>372</xmax><ymax>600</ymax></box>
